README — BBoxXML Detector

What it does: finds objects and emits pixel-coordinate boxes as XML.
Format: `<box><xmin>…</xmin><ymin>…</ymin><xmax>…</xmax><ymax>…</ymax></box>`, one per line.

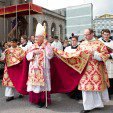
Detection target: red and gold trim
<box><xmin>0</xmin><ymin>2</ymin><xmax>42</xmax><ymax>18</ymax></box>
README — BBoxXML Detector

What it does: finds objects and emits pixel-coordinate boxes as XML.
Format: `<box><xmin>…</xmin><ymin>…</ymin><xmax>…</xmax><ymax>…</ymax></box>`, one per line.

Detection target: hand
<box><xmin>93</xmin><ymin>51</ymin><xmax>102</xmax><ymax>61</ymax></box>
<box><xmin>33</xmin><ymin>50</ymin><xmax>42</xmax><ymax>55</ymax></box>
<box><xmin>46</xmin><ymin>45</ymin><xmax>53</xmax><ymax>52</ymax></box>
<box><xmin>5</xmin><ymin>49</ymin><xmax>10</xmax><ymax>54</ymax></box>
<box><xmin>90</xmin><ymin>48</ymin><xmax>95</xmax><ymax>55</ymax></box>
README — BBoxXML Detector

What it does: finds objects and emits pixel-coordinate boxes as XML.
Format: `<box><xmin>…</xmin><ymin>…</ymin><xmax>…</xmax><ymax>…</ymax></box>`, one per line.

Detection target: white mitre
<box><xmin>35</xmin><ymin>23</ymin><xmax>45</xmax><ymax>37</ymax></box>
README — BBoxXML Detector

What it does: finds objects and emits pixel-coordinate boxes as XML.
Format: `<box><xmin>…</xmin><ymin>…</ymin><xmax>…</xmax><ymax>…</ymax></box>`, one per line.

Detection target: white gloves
<box><xmin>93</xmin><ymin>51</ymin><xmax>102</xmax><ymax>61</ymax></box>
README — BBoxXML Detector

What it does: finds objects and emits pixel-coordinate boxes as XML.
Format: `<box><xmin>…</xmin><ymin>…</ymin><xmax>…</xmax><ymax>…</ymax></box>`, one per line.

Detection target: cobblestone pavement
<box><xmin>0</xmin><ymin>84</ymin><xmax>113</xmax><ymax>113</ymax></box>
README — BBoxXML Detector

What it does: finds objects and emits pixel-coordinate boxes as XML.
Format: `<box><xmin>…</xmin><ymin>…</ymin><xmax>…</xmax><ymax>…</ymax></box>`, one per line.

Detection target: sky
<box><xmin>32</xmin><ymin>0</ymin><xmax>113</xmax><ymax>17</ymax></box>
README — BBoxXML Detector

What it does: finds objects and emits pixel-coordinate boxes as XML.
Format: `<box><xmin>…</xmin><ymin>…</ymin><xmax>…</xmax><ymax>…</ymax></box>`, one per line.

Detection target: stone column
<box><xmin>55</xmin><ymin>20</ymin><xmax>60</xmax><ymax>37</ymax></box>
<box><xmin>47</xmin><ymin>20</ymin><xmax>51</xmax><ymax>37</ymax></box>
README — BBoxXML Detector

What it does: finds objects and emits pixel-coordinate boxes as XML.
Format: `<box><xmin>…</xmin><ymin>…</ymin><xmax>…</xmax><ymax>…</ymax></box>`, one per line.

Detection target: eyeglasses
<box><xmin>84</xmin><ymin>33</ymin><xmax>91</xmax><ymax>36</ymax></box>
<box><xmin>103</xmin><ymin>33</ymin><xmax>110</xmax><ymax>36</ymax></box>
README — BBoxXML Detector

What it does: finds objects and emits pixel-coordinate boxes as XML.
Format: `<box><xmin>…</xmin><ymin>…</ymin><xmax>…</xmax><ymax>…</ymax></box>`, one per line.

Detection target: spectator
<box><xmin>48</xmin><ymin>36</ymin><xmax>54</xmax><ymax>44</ymax></box>
<box><xmin>63</xmin><ymin>39</ymin><xmax>70</xmax><ymax>50</ymax></box>
<box><xmin>98</xmin><ymin>29</ymin><xmax>113</xmax><ymax>97</ymax></box>
<box><xmin>20</xmin><ymin>35</ymin><xmax>32</xmax><ymax>51</ymax></box>
<box><xmin>51</xmin><ymin>36</ymin><xmax>63</xmax><ymax>50</ymax></box>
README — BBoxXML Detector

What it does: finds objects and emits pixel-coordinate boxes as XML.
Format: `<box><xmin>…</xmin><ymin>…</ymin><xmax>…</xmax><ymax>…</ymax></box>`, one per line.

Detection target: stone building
<box><xmin>0</xmin><ymin>0</ymin><xmax>93</xmax><ymax>42</ymax></box>
<box><xmin>93</xmin><ymin>14</ymin><xmax>113</xmax><ymax>37</ymax></box>
<box><xmin>0</xmin><ymin>0</ymin><xmax>66</xmax><ymax>42</ymax></box>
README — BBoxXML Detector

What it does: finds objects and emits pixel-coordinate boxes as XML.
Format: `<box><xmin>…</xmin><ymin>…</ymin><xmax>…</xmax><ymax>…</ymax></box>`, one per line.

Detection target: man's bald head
<box><xmin>84</xmin><ymin>28</ymin><xmax>94</xmax><ymax>41</ymax></box>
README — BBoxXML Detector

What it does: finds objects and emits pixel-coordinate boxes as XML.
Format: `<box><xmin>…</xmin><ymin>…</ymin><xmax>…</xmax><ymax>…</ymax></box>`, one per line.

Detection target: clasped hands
<box><xmin>89</xmin><ymin>49</ymin><xmax>102</xmax><ymax>61</ymax></box>
<box><xmin>33</xmin><ymin>50</ymin><xmax>42</xmax><ymax>55</ymax></box>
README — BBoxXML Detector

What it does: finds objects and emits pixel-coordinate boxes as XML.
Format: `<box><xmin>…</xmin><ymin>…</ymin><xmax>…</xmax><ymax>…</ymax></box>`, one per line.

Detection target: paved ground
<box><xmin>0</xmin><ymin>83</ymin><xmax>113</xmax><ymax>113</ymax></box>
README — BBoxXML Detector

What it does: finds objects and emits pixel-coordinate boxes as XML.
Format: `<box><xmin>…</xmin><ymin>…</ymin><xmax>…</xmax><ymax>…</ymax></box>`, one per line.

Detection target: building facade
<box><xmin>0</xmin><ymin>0</ymin><xmax>93</xmax><ymax>42</ymax></box>
<box><xmin>66</xmin><ymin>4</ymin><xmax>93</xmax><ymax>41</ymax></box>
<box><xmin>93</xmin><ymin>14</ymin><xmax>113</xmax><ymax>37</ymax></box>
<box><xmin>31</xmin><ymin>8</ymin><xmax>66</xmax><ymax>39</ymax></box>
<box><xmin>0</xmin><ymin>0</ymin><xmax>66</xmax><ymax>42</ymax></box>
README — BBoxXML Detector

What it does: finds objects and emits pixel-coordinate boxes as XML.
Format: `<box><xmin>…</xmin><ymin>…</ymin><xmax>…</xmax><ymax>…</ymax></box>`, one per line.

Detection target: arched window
<box><xmin>59</xmin><ymin>25</ymin><xmax>63</xmax><ymax>39</ymax></box>
<box><xmin>18</xmin><ymin>0</ymin><xmax>28</xmax><ymax>4</ymax></box>
<box><xmin>51</xmin><ymin>23</ymin><xmax>56</xmax><ymax>37</ymax></box>
<box><xmin>42</xmin><ymin>21</ymin><xmax>48</xmax><ymax>37</ymax></box>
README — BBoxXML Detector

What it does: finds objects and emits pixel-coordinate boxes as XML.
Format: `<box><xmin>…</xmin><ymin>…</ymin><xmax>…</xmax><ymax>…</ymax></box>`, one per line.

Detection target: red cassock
<box><xmin>6</xmin><ymin>56</ymin><xmax>84</xmax><ymax>94</ymax></box>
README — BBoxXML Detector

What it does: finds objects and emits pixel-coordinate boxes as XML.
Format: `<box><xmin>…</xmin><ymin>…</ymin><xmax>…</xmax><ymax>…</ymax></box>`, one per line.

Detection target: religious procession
<box><xmin>0</xmin><ymin>1</ymin><xmax>113</xmax><ymax>113</ymax></box>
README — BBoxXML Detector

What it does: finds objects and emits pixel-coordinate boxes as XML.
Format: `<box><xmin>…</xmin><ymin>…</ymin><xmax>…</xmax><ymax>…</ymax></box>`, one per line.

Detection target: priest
<box><xmin>1</xmin><ymin>38</ymin><xmax>25</xmax><ymax>101</ymax></box>
<box><xmin>77</xmin><ymin>29</ymin><xmax>110</xmax><ymax>113</ymax></box>
<box><xmin>98</xmin><ymin>29</ymin><xmax>113</xmax><ymax>97</ymax></box>
<box><xmin>26</xmin><ymin>23</ymin><xmax>53</xmax><ymax>108</ymax></box>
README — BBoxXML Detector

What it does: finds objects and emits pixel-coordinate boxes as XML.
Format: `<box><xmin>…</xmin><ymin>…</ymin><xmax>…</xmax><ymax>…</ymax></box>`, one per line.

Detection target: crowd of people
<box><xmin>0</xmin><ymin>23</ymin><xmax>113</xmax><ymax>113</ymax></box>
